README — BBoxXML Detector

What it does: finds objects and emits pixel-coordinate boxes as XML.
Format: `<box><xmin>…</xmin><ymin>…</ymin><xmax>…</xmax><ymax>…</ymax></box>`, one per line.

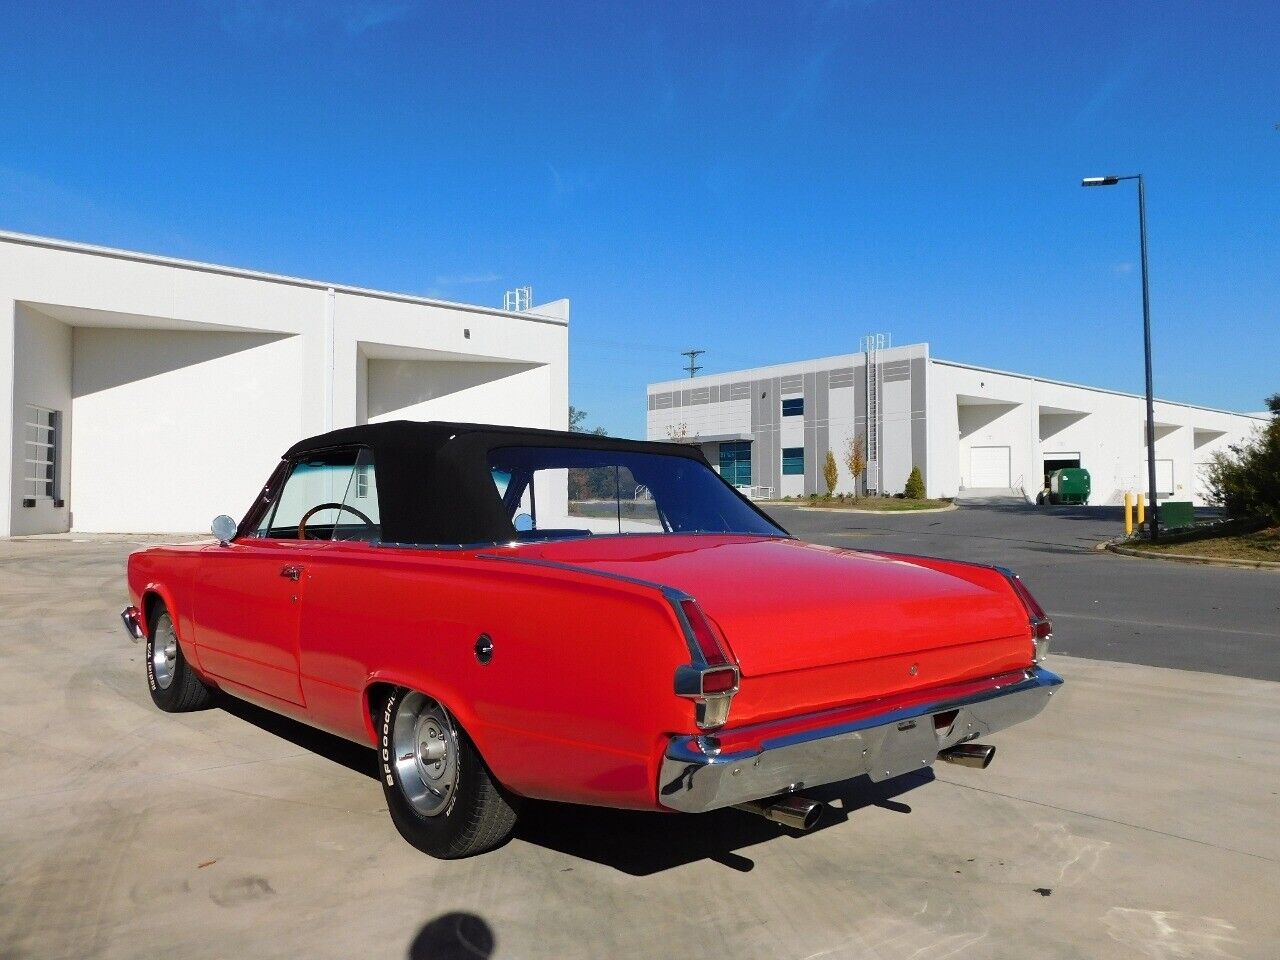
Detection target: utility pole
<box><xmin>1082</xmin><ymin>173</ymin><xmax>1159</xmax><ymax>539</ymax></box>
<box><xmin>681</xmin><ymin>349</ymin><xmax>705</xmax><ymax>378</ymax></box>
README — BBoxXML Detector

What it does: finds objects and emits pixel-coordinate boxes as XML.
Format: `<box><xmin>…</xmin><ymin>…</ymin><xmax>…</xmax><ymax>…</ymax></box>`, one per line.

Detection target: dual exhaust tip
<box><xmin>938</xmin><ymin>742</ymin><xmax>996</xmax><ymax>769</ymax></box>
<box><xmin>733</xmin><ymin>795</ymin><xmax>826</xmax><ymax>831</ymax></box>
<box><xmin>732</xmin><ymin>743</ymin><xmax>997</xmax><ymax>832</ymax></box>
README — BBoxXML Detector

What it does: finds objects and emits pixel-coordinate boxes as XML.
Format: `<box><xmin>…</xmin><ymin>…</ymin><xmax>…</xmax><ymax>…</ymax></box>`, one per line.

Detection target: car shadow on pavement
<box><xmin>215</xmin><ymin>693</ymin><xmax>933</xmax><ymax>876</ymax></box>
<box><xmin>217</xmin><ymin>694</ymin><xmax>379</xmax><ymax>779</ymax></box>
<box><xmin>513</xmin><ymin>769</ymin><xmax>933</xmax><ymax>876</ymax></box>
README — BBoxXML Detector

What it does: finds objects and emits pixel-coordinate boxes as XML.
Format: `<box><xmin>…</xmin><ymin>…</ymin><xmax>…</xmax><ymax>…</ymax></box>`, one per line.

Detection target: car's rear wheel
<box><xmin>378</xmin><ymin>687</ymin><xmax>517</xmax><ymax>858</ymax></box>
<box><xmin>146</xmin><ymin>604</ymin><xmax>214</xmax><ymax>712</ymax></box>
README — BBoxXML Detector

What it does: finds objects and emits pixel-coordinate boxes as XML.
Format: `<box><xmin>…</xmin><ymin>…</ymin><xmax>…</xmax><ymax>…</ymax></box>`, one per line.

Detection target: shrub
<box><xmin>904</xmin><ymin>466</ymin><xmax>926</xmax><ymax>500</ymax></box>
<box><xmin>1206</xmin><ymin>393</ymin><xmax>1280</xmax><ymax>524</ymax></box>
<box><xmin>823</xmin><ymin>450</ymin><xmax>838</xmax><ymax>496</ymax></box>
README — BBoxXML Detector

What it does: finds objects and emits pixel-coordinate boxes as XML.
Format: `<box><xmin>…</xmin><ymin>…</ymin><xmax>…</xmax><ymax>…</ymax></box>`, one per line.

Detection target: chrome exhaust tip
<box><xmin>938</xmin><ymin>742</ymin><xmax>996</xmax><ymax>769</ymax></box>
<box><xmin>733</xmin><ymin>795</ymin><xmax>826</xmax><ymax>831</ymax></box>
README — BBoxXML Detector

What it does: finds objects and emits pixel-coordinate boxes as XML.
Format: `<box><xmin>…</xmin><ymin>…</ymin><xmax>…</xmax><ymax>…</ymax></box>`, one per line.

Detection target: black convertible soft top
<box><xmin>279</xmin><ymin>420</ymin><xmax>724</xmax><ymax>545</ymax></box>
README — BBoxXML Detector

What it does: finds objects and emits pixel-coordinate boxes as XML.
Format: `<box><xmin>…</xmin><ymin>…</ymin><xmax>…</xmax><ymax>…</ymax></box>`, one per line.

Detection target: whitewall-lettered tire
<box><xmin>378</xmin><ymin>687</ymin><xmax>517</xmax><ymax>858</ymax></box>
<box><xmin>146</xmin><ymin>605</ymin><xmax>214</xmax><ymax>712</ymax></box>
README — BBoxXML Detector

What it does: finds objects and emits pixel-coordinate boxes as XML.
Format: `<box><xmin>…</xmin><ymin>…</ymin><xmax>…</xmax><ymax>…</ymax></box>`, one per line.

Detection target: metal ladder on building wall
<box><xmin>862</xmin><ymin>333</ymin><xmax>889</xmax><ymax>495</ymax></box>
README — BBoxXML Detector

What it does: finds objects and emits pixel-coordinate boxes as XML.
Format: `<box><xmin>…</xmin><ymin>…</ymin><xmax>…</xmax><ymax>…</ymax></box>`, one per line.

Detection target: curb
<box><xmin>1104</xmin><ymin>541</ymin><xmax>1280</xmax><ymax>571</ymax></box>
<box><xmin>790</xmin><ymin>503</ymin><xmax>958</xmax><ymax>515</ymax></box>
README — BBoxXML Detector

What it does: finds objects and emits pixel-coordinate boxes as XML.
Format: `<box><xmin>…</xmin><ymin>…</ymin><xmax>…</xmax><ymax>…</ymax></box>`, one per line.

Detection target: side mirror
<box><xmin>211</xmin><ymin>515</ymin><xmax>238</xmax><ymax>546</ymax></box>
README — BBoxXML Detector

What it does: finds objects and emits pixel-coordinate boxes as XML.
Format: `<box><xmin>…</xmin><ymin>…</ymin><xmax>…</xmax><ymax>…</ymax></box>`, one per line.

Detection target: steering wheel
<box><xmin>298</xmin><ymin>502</ymin><xmax>374</xmax><ymax>540</ymax></box>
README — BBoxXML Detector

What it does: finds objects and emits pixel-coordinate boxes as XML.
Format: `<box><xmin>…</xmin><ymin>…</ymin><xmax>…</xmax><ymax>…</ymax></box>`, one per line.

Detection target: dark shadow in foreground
<box><xmin>513</xmin><ymin>768</ymin><xmax>933</xmax><ymax>876</ymax></box>
<box><xmin>408</xmin><ymin>912</ymin><xmax>495</xmax><ymax>960</ymax></box>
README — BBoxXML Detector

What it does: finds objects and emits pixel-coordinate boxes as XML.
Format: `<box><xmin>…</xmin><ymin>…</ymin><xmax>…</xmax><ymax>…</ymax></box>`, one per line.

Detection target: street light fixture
<box><xmin>1082</xmin><ymin>173</ymin><xmax>1159</xmax><ymax>539</ymax></box>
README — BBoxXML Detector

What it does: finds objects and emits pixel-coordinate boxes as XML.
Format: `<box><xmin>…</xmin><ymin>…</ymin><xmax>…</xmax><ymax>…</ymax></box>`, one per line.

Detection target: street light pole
<box><xmin>1082</xmin><ymin>173</ymin><xmax>1160</xmax><ymax>540</ymax></box>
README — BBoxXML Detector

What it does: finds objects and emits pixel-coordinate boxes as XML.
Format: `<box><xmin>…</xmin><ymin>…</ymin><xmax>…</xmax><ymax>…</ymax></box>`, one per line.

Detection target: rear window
<box><xmin>487</xmin><ymin>446</ymin><xmax>784</xmax><ymax>541</ymax></box>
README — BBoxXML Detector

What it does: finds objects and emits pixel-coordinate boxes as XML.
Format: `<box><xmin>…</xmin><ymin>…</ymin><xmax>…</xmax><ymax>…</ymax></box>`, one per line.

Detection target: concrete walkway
<box><xmin>2</xmin><ymin>538</ymin><xmax>1277</xmax><ymax>959</ymax></box>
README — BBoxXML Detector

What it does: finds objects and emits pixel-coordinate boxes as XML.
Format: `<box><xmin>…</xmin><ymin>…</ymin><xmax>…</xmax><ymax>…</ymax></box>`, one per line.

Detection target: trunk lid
<box><xmin>511</xmin><ymin>535</ymin><xmax>1031</xmax><ymax>678</ymax></box>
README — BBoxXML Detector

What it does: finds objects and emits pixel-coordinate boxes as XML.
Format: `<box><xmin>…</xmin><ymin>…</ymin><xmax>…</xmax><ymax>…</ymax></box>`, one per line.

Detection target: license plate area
<box><xmin>863</xmin><ymin>716</ymin><xmax>938</xmax><ymax>782</ymax></box>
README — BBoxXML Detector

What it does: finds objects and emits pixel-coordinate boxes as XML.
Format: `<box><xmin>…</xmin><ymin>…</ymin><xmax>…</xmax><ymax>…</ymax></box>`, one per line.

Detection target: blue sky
<box><xmin>2</xmin><ymin>1</ymin><xmax>1277</xmax><ymax>437</ymax></box>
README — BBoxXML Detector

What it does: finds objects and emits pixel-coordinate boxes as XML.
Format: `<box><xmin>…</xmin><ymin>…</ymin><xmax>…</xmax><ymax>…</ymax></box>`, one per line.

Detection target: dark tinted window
<box><xmin>487</xmin><ymin>446</ymin><xmax>784</xmax><ymax>540</ymax></box>
<box><xmin>718</xmin><ymin>440</ymin><xmax>752</xmax><ymax>487</ymax></box>
<box><xmin>782</xmin><ymin>447</ymin><xmax>805</xmax><ymax>475</ymax></box>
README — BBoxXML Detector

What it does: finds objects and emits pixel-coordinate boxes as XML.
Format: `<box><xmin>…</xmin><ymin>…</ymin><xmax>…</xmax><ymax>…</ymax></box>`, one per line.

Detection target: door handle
<box><xmin>280</xmin><ymin>565</ymin><xmax>303</xmax><ymax>581</ymax></box>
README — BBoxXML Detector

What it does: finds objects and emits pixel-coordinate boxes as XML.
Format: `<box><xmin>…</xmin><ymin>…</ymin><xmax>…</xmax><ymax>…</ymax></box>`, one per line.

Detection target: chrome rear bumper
<box><xmin>120</xmin><ymin>605</ymin><xmax>144</xmax><ymax>642</ymax></box>
<box><xmin>658</xmin><ymin>666</ymin><xmax>1062</xmax><ymax>813</ymax></box>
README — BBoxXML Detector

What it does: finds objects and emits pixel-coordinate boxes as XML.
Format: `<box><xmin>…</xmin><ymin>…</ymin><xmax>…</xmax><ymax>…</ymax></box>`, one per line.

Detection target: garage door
<box><xmin>970</xmin><ymin>446</ymin><xmax>1011</xmax><ymax>488</ymax></box>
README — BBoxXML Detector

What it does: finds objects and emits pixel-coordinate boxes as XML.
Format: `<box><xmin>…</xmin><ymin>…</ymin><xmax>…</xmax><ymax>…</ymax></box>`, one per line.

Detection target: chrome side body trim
<box><xmin>658</xmin><ymin>667</ymin><xmax>1063</xmax><ymax>813</ymax></box>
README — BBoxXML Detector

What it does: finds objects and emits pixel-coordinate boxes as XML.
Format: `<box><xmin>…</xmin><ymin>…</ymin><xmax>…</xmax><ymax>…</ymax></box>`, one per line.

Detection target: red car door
<box><xmin>191</xmin><ymin>445</ymin><xmax>375</xmax><ymax>707</ymax></box>
<box><xmin>193</xmin><ymin>539</ymin><xmax>314</xmax><ymax>705</ymax></box>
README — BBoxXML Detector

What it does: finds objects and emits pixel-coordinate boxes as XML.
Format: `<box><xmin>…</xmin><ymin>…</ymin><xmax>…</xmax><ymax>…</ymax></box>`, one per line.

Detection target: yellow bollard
<box><xmin>1137</xmin><ymin>493</ymin><xmax>1145</xmax><ymax>527</ymax></box>
<box><xmin>1124</xmin><ymin>492</ymin><xmax>1134</xmax><ymax>536</ymax></box>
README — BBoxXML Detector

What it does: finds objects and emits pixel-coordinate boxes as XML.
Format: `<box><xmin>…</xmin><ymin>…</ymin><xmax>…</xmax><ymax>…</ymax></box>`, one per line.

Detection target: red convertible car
<box><xmin>122</xmin><ymin>421</ymin><xmax>1060</xmax><ymax>858</ymax></box>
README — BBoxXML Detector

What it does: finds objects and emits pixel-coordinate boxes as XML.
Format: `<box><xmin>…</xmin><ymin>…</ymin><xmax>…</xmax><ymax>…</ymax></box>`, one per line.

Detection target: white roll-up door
<box><xmin>970</xmin><ymin>446</ymin><xmax>1011</xmax><ymax>488</ymax></box>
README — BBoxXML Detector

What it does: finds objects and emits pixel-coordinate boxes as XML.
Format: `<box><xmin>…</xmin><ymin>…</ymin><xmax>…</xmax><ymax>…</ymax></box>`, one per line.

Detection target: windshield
<box><xmin>487</xmin><ymin>446</ymin><xmax>785</xmax><ymax>540</ymax></box>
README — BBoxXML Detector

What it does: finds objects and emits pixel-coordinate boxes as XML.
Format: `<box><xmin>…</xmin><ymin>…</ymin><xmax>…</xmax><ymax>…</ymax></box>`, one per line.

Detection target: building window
<box><xmin>782</xmin><ymin>447</ymin><xmax>805</xmax><ymax>475</ymax></box>
<box><xmin>718</xmin><ymin>441</ymin><xmax>752</xmax><ymax>487</ymax></box>
<box><xmin>782</xmin><ymin>397</ymin><xmax>804</xmax><ymax>417</ymax></box>
<box><xmin>23</xmin><ymin>405</ymin><xmax>61</xmax><ymax>504</ymax></box>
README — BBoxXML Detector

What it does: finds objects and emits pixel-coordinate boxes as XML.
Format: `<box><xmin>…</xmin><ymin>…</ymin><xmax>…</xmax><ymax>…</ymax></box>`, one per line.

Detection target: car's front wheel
<box><xmin>146</xmin><ymin>604</ymin><xmax>214</xmax><ymax>712</ymax></box>
<box><xmin>378</xmin><ymin>687</ymin><xmax>517</xmax><ymax>858</ymax></box>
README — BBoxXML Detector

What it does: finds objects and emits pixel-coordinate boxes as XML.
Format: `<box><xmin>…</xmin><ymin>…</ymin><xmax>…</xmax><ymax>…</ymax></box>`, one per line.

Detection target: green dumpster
<box><xmin>1048</xmin><ymin>468</ymin><xmax>1090</xmax><ymax>505</ymax></box>
<box><xmin>1160</xmin><ymin>501</ymin><xmax>1196</xmax><ymax>530</ymax></box>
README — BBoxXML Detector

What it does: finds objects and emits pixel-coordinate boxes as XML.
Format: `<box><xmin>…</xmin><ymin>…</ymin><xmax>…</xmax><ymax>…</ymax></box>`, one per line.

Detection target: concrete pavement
<box><xmin>1</xmin><ymin>535</ymin><xmax>1278</xmax><ymax>959</ymax></box>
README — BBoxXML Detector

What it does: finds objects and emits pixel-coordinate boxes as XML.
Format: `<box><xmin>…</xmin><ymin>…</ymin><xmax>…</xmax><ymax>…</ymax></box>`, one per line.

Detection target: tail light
<box><xmin>995</xmin><ymin>567</ymin><xmax>1052</xmax><ymax>663</ymax></box>
<box><xmin>670</xmin><ymin>595</ymin><xmax>739</xmax><ymax>729</ymax></box>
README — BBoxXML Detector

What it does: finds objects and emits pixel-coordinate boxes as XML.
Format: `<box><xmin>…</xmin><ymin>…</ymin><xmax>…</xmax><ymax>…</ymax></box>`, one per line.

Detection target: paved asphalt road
<box><xmin>763</xmin><ymin>501</ymin><xmax>1280</xmax><ymax>682</ymax></box>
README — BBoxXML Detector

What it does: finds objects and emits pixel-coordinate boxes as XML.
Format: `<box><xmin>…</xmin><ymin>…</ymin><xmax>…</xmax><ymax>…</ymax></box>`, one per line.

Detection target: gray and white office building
<box><xmin>646</xmin><ymin>341</ymin><xmax>1266</xmax><ymax>506</ymax></box>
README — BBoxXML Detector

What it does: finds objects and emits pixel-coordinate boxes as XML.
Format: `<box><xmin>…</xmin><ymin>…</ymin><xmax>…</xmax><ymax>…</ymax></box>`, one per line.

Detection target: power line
<box><xmin>681</xmin><ymin>349</ymin><xmax>705</xmax><ymax>378</ymax></box>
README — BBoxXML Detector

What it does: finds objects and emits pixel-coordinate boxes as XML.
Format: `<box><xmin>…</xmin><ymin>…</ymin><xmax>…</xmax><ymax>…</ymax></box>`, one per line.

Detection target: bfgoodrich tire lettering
<box><xmin>146</xmin><ymin>605</ymin><xmax>214</xmax><ymax>713</ymax></box>
<box><xmin>379</xmin><ymin>686</ymin><xmax>517</xmax><ymax>858</ymax></box>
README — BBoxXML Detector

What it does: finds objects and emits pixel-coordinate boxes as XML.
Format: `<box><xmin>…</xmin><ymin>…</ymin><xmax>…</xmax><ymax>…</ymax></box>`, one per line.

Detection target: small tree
<box><xmin>1206</xmin><ymin>393</ymin><xmax>1280</xmax><ymax>523</ymax></box>
<box><xmin>569</xmin><ymin>405</ymin><xmax>607</xmax><ymax>436</ymax></box>
<box><xmin>665</xmin><ymin>422</ymin><xmax>697</xmax><ymax>443</ymax></box>
<box><xmin>844</xmin><ymin>433</ymin><xmax>866</xmax><ymax>497</ymax></box>
<box><xmin>904</xmin><ymin>465</ymin><xmax>926</xmax><ymax>500</ymax></box>
<box><xmin>823</xmin><ymin>450</ymin><xmax>838</xmax><ymax>497</ymax></box>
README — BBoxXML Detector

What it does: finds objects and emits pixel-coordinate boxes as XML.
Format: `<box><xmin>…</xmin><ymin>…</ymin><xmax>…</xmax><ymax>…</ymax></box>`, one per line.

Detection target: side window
<box><xmin>254</xmin><ymin>448</ymin><xmax>381</xmax><ymax>541</ymax></box>
<box><xmin>335</xmin><ymin>448</ymin><xmax>381</xmax><ymax>542</ymax></box>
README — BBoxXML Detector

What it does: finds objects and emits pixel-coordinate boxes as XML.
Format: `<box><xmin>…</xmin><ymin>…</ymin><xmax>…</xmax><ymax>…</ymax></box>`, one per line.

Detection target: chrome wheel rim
<box><xmin>391</xmin><ymin>692</ymin><xmax>459</xmax><ymax>817</ymax></box>
<box><xmin>152</xmin><ymin>615</ymin><xmax>178</xmax><ymax>690</ymax></box>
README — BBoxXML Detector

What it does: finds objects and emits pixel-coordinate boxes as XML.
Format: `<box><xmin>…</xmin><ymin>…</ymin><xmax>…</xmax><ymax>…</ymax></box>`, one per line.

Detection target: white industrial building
<box><xmin>3</xmin><ymin>230</ymin><xmax>568</xmax><ymax>536</ymax></box>
<box><xmin>647</xmin><ymin>341</ymin><xmax>1266</xmax><ymax>506</ymax></box>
